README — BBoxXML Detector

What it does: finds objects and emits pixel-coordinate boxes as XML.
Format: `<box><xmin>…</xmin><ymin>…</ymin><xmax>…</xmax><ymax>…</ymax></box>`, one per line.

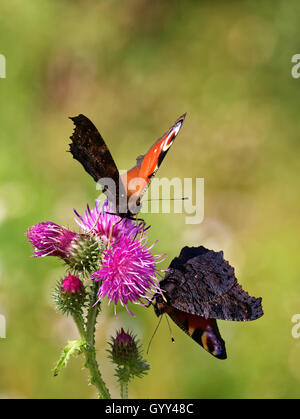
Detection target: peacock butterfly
<box><xmin>69</xmin><ymin>113</ymin><xmax>186</xmax><ymax>219</ymax></box>
<box><xmin>153</xmin><ymin>246</ymin><xmax>263</xmax><ymax>359</ymax></box>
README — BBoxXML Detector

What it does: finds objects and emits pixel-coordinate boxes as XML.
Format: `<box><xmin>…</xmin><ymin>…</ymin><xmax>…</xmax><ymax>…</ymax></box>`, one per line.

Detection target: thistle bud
<box><xmin>111</xmin><ymin>328</ymin><xmax>138</xmax><ymax>365</ymax></box>
<box><xmin>66</xmin><ymin>234</ymin><xmax>105</xmax><ymax>275</ymax></box>
<box><xmin>108</xmin><ymin>328</ymin><xmax>150</xmax><ymax>383</ymax></box>
<box><xmin>53</xmin><ymin>274</ymin><xmax>86</xmax><ymax>315</ymax></box>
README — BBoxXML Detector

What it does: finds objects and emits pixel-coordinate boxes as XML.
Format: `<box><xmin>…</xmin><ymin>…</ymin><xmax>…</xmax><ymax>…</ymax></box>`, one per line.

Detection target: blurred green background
<box><xmin>0</xmin><ymin>0</ymin><xmax>300</xmax><ymax>399</ymax></box>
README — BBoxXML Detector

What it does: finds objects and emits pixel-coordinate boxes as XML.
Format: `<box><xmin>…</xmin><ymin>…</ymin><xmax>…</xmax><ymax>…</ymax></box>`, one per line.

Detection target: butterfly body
<box><xmin>69</xmin><ymin>113</ymin><xmax>186</xmax><ymax>218</ymax></box>
<box><xmin>154</xmin><ymin>246</ymin><xmax>263</xmax><ymax>359</ymax></box>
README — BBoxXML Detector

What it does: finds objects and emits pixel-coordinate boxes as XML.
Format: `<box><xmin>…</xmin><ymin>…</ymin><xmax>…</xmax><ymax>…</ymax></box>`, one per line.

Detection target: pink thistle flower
<box><xmin>91</xmin><ymin>236</ymin><xmax>165</xmax><ymax>316</ymax></box>
<box><xmin>26</xmin><ymin>222</ymin><xmax>78</xmax><ymax>258</ymax></box>
<box><xmin>61</xmin><ymin>273</ymin><xmax>84</xmax><ymax>294</ymax></box>
<box><xmin>74</xmin><ymin>200</ymin><xmax>146</xmax><ymax>244</ymax></box>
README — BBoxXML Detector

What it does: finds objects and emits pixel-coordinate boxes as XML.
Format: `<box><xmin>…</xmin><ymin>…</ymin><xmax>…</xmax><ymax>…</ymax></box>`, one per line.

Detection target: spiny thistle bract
<box><xmin>66</xmin><ymin>234</ymin><xmax>105</xmax><ymax>276</ymax></box>
<box><xmin>108</xmin><ymin>328</ymin><xmax>150</xmax><ymax>383</ymax></box>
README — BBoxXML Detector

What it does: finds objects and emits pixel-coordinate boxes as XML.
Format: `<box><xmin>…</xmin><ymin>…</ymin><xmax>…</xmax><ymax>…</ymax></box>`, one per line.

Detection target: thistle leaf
<box><xmin>53</xmin><ymin>339</ymin><xmax>85</xmax><ymax>376</ymax></box>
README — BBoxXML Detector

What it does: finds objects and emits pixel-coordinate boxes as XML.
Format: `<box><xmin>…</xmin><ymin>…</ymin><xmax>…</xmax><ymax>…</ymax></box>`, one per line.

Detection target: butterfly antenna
<box><xmin>165</xmin><ymin>315</ymin><xmax>175</xmax><ymax>343</ymax></box>
<box><xmin>146</xmin><ymin>315</ymin><xmax>163</xmax><ymax>355</ymax></box>
<box><xmin>142</xmin><ymin>197</ymin><xmax>189</xmax><ymax>202</ymax></box>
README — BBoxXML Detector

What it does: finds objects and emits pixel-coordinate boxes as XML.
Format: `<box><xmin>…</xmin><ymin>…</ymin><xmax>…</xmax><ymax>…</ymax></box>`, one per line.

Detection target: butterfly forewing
<box><xmin>69</xmin><ymin>114</ymin><xmax>128</xmax><ymax>214</ymax></box>
<box><xmin>161</xmin><ymin>246</ymin><xmax>263</xmax><ymax>322</ymax></box>
<box><xmin>69</xmin><ymin>114</ymin><xmax>120</xmax><ymax>185</ymax></box>
<box><xmin>121</xmin><ymin>113</ymin><xmax>186</xmax><ymax>205</ymax></box>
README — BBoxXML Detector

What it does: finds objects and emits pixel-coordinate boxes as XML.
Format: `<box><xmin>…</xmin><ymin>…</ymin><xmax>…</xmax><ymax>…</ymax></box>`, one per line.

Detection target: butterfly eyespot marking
<box><xmin>162</xmin><ymin>138</ymin><xmax>173</xmax><ymax>152</ymax></box>
<box><xmin>201</xmin><ymin>332</ymin><xmax>209</xmax><ymax>352</ymax></box>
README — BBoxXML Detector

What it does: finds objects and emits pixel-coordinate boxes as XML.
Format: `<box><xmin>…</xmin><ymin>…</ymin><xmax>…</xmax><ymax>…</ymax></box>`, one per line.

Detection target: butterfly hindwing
<box><xmin>166</xmin><ymin>306</ymin><xmax>227</xmax><ymax>359</ymax></box>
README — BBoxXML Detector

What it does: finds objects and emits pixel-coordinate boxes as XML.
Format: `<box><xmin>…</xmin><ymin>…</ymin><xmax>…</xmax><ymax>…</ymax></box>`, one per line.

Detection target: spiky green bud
<box><xmin>66</xmin><ymin>234</ymin><xmax>105</xmax><ymax>276</ymax></box>
<box><xmin>108</xmin><ymin>328</ymin><xmax>150</xmax><ymax>384</ymax></box>
<box><xmin>53</xmin><ymin>274</ymin><xmax>86</xmax><ymax>315</ymax></box>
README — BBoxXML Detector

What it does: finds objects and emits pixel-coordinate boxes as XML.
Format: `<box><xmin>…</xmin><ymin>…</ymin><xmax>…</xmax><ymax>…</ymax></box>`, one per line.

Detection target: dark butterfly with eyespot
<box><xmin>153</xmin><ymin>246</ymin><xmax>263</xmax><ymax>359</ymax></box>
<box><xmin>68</xmin><ymin>113</ymin><xmax>186</xmax><ymax>219</ymax></box>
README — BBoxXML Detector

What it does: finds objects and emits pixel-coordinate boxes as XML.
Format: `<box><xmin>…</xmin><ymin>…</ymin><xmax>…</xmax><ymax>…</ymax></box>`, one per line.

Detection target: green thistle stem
<box><xmin>71</xmin><ymin>284</ymin><xmax>111</xmax><ymax>399</ymax></box>
<box><xmin>86</xmin><ymin>298</ymin><xmax>100</xmax><ymax>346</ymax></box>
<box><xmin>120</xmin><ymin>380</ymin><xmax>129</xmax><ymax>399</ymax></box>
<box><xmin>85</xmin><ymin>302</ymin><xmax>111</xmax><ymax>399</ymax></box>
<box><xmin>72</xmin><ymin>313</ymin><xmax>86</xmax><ymax>340</ymax></box>
<box><xmin>84</xmin><ymin>345</ymin><xmax>110</xmax><ymax>399</ymax></box>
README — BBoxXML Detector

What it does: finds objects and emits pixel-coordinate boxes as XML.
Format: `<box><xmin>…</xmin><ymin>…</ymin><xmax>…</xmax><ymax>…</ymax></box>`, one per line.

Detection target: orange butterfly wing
<box><xmin>120</xmin><ymin>114</ymin><xmax>186</xmax><ymax>209</ymax></box>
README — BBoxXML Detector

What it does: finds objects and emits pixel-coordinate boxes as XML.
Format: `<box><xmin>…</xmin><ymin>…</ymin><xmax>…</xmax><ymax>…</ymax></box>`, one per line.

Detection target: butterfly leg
<box><xmin>107</xmin><ymin>217</ymin><xmax>123</xmax><ymax>249</ymax></box>
<box><xmin>145</xmin><ymin>295</ymin><xmax>155</xmax><ymax>308</ymax></box>
<box><xmin>140</xmin><ymin>219</ymin><xmax>146</xmax><ymax>238</ymax></box>
<box><xmin>87</xmin><ymin>210</ymin><xmax>102</xmax><ymax>235</ymax></box>
<box><xmin>136</xmin><ymin>215</ymin><xmax>145</xmax><ymax>238</ymax></box>
<box><xmin>146</xmin><ymin>290</ymin><xmax>167</xmax><ymax>307</ymax></box>
<box><xmin>133</xmin><ymin>214</ymin><xmax>141</xmax><ymax>241</ymax></box>
<box><xmin>133</xmin><ymin>216</ymin><xmax>146</xmax><ymax>240</ymax></box>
